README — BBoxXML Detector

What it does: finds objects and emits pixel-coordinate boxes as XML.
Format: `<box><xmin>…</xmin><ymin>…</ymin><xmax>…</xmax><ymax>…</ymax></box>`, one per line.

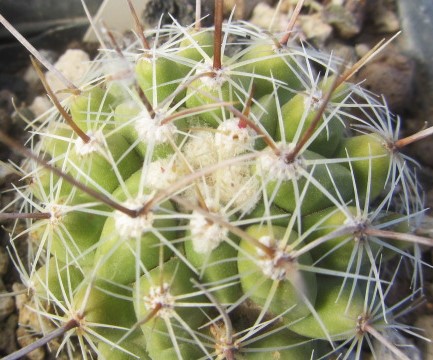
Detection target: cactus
<box><xmin>1</xmin><ymin>0</ymin><xmax>433</xmax><ymax>359</ymax></box>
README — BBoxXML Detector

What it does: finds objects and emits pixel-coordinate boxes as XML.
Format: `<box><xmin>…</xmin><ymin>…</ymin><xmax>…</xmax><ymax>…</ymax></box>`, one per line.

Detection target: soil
<box><xmin>0</xmin><ymin>0</ymin><xmax>432</xmax><ymax>358</ymax></box>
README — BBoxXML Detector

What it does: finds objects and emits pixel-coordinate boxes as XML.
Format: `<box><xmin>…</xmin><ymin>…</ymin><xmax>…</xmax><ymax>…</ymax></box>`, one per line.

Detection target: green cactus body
<box><xmin>93</xmin><ymin>169</ymin><xmax>178</xmax><ymax>284</ymax></box>
<box><xmin>185</xmin><ymin>68</ymin><xmax>233</xmax><ymax>127</ymax></box>
<box><xmin>236</xmin><ymin>43</ymin><xmax>304</xmax><ymax>99</ymax></box>
<box><xmin>29</xmin><ymin>199</ymin><xmax>108</xmax><ymax>266</ymax></box>
<box><xmin>250</xmin><ymin>94</ymin><xmax>280</xmax><ymax>150</ymax></box>
<box><xmin>288</xmin><ymin>277</ymin><xmax>364</xmax><ymax>341</ymax></box>
<box><xmin>175</xmin><ymin>29</ymin><xmax>214</xmax><ymax>73</ymax></box>
<box><xmin>98</xmin><ymin>332</ymin><xmax>151</xmax><ymax>360</ymax></box>
<box><xmin>67</xmin><ymin>131</ymin><xmax>142</xmax><ymax>193</ymax></box>
<box><xmin>258</xmin><ymin>148</ymin><xmax>355</xmax><ymax>215</ymax></box>
<box><xmin>69</xmin><ymin>87</ymin><xmax>116</xmax><ymax>132</ymax></box>
<box><xmin>336</xmin><ymin>133</ymin><xmax>391</xmax><ymax>202</ymax></box>
<box><xmin>246</xmin><ymin>201</ymin><xmax>291</xmax><ymax>228</ymax></box>
<box><xmin>237</xmin><ymin>225</ymin><xmax>317</xmax><ymax>323</ymax></box>
<box><xmin>302</xmin><ymin>206</ymin><xmax>378</xmax><ymax>271</ymax></box>
<box><xmin>276</xmin><ymin>85</ymin><xmax>346</xmax><ymax>157</ymax></box>
<box><xmin>136</xmin><ymin>55</ymin><xmax>185</xmax><ymax>105</ymax></box>
<box><xmin>133</xmin><ymin>258</ymin><xmax>209</xmax><ymax>360</ymax></box>
<box><xmin>74</xmin><ymin>280</ymin><xmax>138</xmax><ymax>342</ymax></box>
<box><xmin>184</xmin><ymin>232</ymin><xmax>241</xmax><ymax>304</ymax></box>
<box><xmin>32</xmin><ymin>257</ymin><xmax>84</xmax><ymax>301</ymax></box>
<box><xmin>237</xmin><ymin>329</ymin><xmax>316</xmax><ymax>359</ymax></box>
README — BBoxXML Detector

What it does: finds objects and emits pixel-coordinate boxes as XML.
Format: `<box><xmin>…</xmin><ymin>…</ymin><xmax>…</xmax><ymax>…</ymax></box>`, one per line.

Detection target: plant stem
<box><xmin>127</xmin><ymin>0</ymin><xmax>150</xmax><ymax>49</ymax></box>
<box><xmin>30</xmin><ymin>57</ymin><xmax>90</xmax><ymax>144</ymax></box>
<box><xmin>2</xmin><ymin>319</ymin><xmax>79</xmax><ymax>360</ymax></box>
<box><xmin>213</xmin><ymin>0</ymin><xmax>223</xmax><ymax>71</ymax></box>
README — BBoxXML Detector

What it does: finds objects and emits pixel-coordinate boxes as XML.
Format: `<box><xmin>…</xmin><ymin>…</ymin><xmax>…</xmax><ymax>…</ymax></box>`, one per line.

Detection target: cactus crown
<box><xmin>1</xmin><ymin>0</ymin><xmax>432</xmax><ymax>359</ymax></box>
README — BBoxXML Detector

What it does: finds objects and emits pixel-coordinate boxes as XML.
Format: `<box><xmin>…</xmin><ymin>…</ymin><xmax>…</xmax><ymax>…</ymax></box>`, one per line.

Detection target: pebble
<box><xmin>0</xmin><ymin>294</ymin><xmax>15</xmax><ymax>323</ymax></box>
<box><xmin>45</xmin><ymin>49</ymin><xmax>90</xmax><ymax>100</ymax></box>
<box><xmin>13</xmin><ymin>283</ymin><xmax>49</xmax><ymax>360</ymax></box>
<box><xmin>324</xmin><ymin>0</ymin><xmax>366</xmax><ymax>39</ymax></box>
<box><xmin>28</xmin><ymin>96</ymin><xmax>53</xmax><ymax>118</ymax></box>
<box><xmin>299</xmin><ymin>13</ymin><xmax>333</xmax><ymax>47</ymax></box>
<box><xmin>367</xmin><ymin>0</ymin><xmax>401</xmax><ymax>34</ymax></box>
<box><xmin>353</xmin><ymin>46</ymin><xmax>415</xmax><ymax>114</ymax></box>
<box><xmin>0</xmin><ymin>247</ymin><xmax>9</xmax><ymax>276</ymax></box>
<box><xmin>0</xmin><ymin>314</ymin><xmax>18</xmax><ymax>355</ymax></box>
<box><xmin>249</xmin><ymin>2</ymin><xmax>290</xmax><ymax>33</ymax></box>
<box><xmin>224</xmin><ymin>0</ymin><xmax>274</xmax><ymax>20</ymax></box>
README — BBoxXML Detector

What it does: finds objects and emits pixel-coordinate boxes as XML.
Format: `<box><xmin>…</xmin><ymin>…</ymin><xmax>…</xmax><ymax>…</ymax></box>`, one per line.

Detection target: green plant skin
<box><xmin>238</xmin><ymin>328</ymin><xmax>315</xmax><ymax>360</ymax></box>
<box><xmin>263</xmin><ymin>149</ymin><xmax>355</xmax><ymax>215</ymax></box>
<box><xmin>98</xmin><ymin>331</ymin><xmax>150</xmax><ymax>360</ymax></box>
<box><xmin>302</xmin><ymin>206</ymin><xmax>379</xmax><ymax>271</ymax></box>
<box><xmin>250</xmin><ymin>94</ymin><xmax>279</xmax><ymax>150</ymax></box>
<box><xmin>67</xmin><ymin>132</ymin><xmax>142</xmax><ymax>195</ymax></box>
<box><xmin>32</xmin><ymin>257</ymin><xmax>84</xmax><ymax>302</ymax></box>
<box><xmin>113</xmin><ymin>101</ymin><xmax>141</xmax><ymax>140</ymax></box>
<box><xmin>336</xmin><ymin>133</ymin><xmax>390</xmax><ymax>203</ymax></box>
<box><xmin>288</xmin><ymin>276</ymin><xmax>364</xmax><ymax>341</ymax></box>
<box><xmin>29</xmin><ymin>167</ymin><xmax>74</xmax><ymax>202</ymax></box>
<box><xmin>135</xmin><ymin>56</ymin><xmax>185</xmax><ymax>106</ymax></box>
<box><xmin>69</xmin><ymin>87</ymin><xmax>117</xmax><ymax>132</ymax></box>
<box><xmin>30</xmin><ymin>200</ymin><xmax>108</xmax><ymax>266</ymax></box>
<box><xmin>303</xmin><ymin>208</ymin><xmax>414</xmax><ymax>271</ymax></box>
<box><xmin>237</xmin><ymin>43</ymin><xmax>303</xmax><ymax>100</ymax></box>
<box><xmin>246</xmin><ymin>201</ymin><xmax>291</xmax><ymax>228</ymax></box>
<box><xmin>40</xmin><ymin>123</ymin><xmax>142</xmax><ymax>195</ymax></box>
<box><xmin>185</xmin><ymin>72</ymin><xmax>232</xmax><ymax>128</ymax></box>
<box><xmin>184</xmin><ymin>233</ymin><xmax>241</xmax><ymax>304</ymax></box>
<box><xmin>238</xmin><ymin>225</ymin><xmax>317</xmax><ymax>324</ymax></box>
<box><xmin>176</xmin><ymin>29</ymin><xmax>214</xmax><ymax>75</ymax></box>
<box><xmin>276</xmin><ymin>89</ymin><xmax>345</xmax><ymax>157</ymax></box>
<box><xmin>73</xmin><ymin>280</ymin><xmax>138</xmax><ymax>343</ymax></box>
<box><xmin>38</xmin><ymin>123</ymin><xmax>75</xmax><ymax>162</ymax></box>
<box><xmin>93</xmin><ymin>169</ymin><xmax>178</xmax><ymax>285</ymax></box>
<box><xmin>94</xmin><ymin>215</ymin><xmax>175</xmax><ymax>285</ymax></box>
<box><xmin>133</xmin><ymin>258</ymin><xmax>209</xmax><ymax>360</ymax></box>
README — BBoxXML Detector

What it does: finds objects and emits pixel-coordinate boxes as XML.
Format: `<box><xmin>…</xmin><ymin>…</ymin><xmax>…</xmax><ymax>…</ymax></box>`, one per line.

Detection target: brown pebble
<box><xmin>353</xmin><ymin>47</ymin><xmax>415</xmax><ymax>114</ymax></box>
<box><xmin>325</xmin><ymin>0</ymin><xmax>366</xmax><ymax>39</ymax></box>
<box><xmin>0</xmin><ymin>314</ymin><xmax>18</xmax><ymax>355</ymax></box>
<box><xmin>0</xmin><ymin>247</ymin><xmax>9</xmax><ymax>276</ymax></box>
<box><xmin>0</xmin><ymin>294</ymin><xmax>15</xmax><ymax>322</ymax></box>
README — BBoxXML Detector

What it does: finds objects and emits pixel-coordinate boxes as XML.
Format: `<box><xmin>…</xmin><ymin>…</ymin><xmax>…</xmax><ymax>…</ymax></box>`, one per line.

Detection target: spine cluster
<box><xmin>2</xmin><ymin>1</ymin><xmax>432</xmax><ymax>359</ymax></box>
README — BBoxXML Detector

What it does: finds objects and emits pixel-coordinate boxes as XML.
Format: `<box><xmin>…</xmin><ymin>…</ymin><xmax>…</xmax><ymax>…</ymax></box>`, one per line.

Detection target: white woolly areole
<box><xmin>190</xmin><ymin>210</ymin><xmax>228</xmax><ymax>254</ymax></box>
<box><xmin>143</xmin><ymin>158</ymin><xmax>181</xmax><ymax>191</ymax></box>
<box><xmin>256</xmin><ymin>236</ymin><xmax>292</xmax><ymax>281</ymax></box>
<box><xmin>305</xmin><ymin>89</ymin><xmax>324</xmax><ymax>111</ymax></box>
<box><xmin>195</xmin><ymin>62</ymin><xmax>227</xmax><ymax>87</ymax></box>
<box><xmin>143</xmin><ymin>283</ymin><xmax>175</xmax><ymax>319</ymax></box>
<box><xmin>114</xmin><ymin>199</ymin><xmax>154</xmax><ymax>238</ymax></box>
<box><xmin>343</xmin><ymin>216</ymin><xmax>369</xmax><ymax>242</ymax></box>
<box><xmin>215</xmin><ymin>119</ymin><xmax>256</xmax><ymax>157</ymax></box>
<box><xmin>183</xmin><ymin>131</ymin><xmax>217</xmax><ymax>168</ymax></box>
<box><xmin>134</xmin><ymin>110</ymin><xmax>176</xmax><ymax>144</ymax></box>
<box><xmin>213</xmin><ymin>164</ymin><xmax>260</xmax><ymax>213</ymax></box>
<box><xmin>75</xmin><ymin>130</ymin><xmax>104</xmax><ymax>156</ymax></box>
<box><xmin>44</xmin><ymin>203</ymin><xmax>66</xmax><ymax>226</ymax></box>
<box><xmin>258</xmin><ymin>143</ymin><xmax>306</xmax><ymax>181</ymax></box>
